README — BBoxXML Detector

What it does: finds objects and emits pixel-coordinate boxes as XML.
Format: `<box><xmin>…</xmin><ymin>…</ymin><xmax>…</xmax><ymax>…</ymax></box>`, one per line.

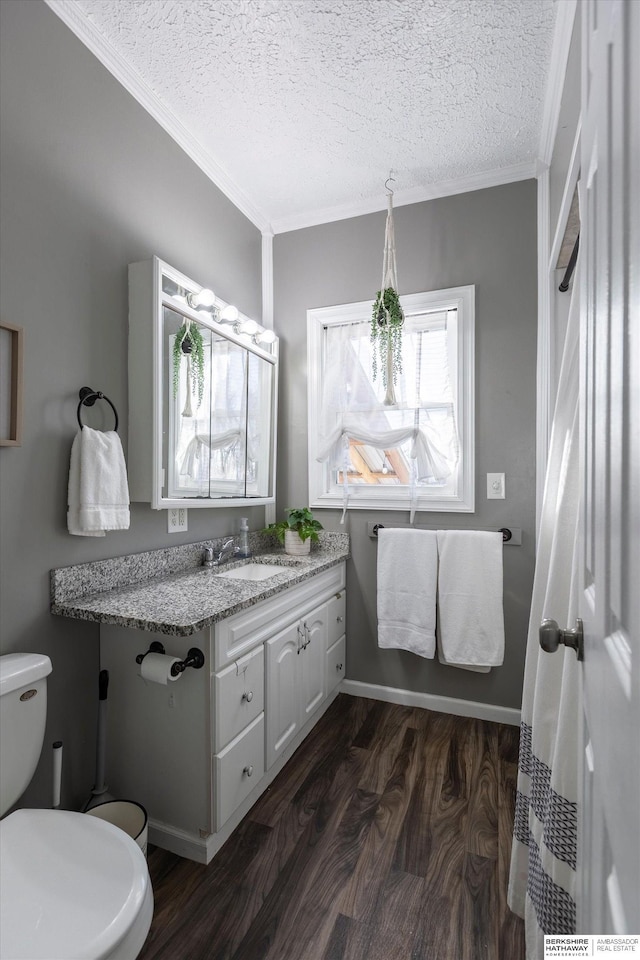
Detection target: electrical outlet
<box><xmin>168</xmin><ymin>508</ymin><xmax>188</xmax><ymax>533</ymax></box>
<box><xmin>487</xmin><ymin>473</ymin><xmax>505</xmax><ymax>499</ymax></box>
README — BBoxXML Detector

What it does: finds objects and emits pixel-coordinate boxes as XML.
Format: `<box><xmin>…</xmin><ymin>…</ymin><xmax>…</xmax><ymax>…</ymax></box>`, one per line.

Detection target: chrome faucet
<box><xmin>202</xmin><ymin>538</ymin><xmax>237</xmax><ymax>568</ymax></box>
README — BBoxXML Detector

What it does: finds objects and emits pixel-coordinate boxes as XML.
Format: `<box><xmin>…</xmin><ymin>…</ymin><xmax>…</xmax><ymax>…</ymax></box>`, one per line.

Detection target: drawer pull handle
<box><xmin>336</xmin><ymin>616</ymin><xmax>344</xmax><ymax>623</ymax></box>
<box><xmin>335</xmin><ymin>592</ymin><xmax>342</xmax><ymax>600</ymax></box>
<box><xmin>336</xmin><ymin>662</ymin><xmax>343</xmax><ymax>671</ymax></box>
<box><xmin>243</xmin><ymin>764</ymin><xmax>254</xmax><ymax>777</ymax></box>
<box><xmin>242</xmin><ymin>691</ymin><xmax>254</xmax><ymax>703</ymax></box>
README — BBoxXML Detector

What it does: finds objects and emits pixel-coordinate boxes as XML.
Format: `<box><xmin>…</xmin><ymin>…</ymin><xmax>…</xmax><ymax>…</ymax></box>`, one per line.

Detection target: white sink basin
<box><xmin>217</xmin><ymin>563</ymin><xmax>291</xmax><ymax>582</ymax></box>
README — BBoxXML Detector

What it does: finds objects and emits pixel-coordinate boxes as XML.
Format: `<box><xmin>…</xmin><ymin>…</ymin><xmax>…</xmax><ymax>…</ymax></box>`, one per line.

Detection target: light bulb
<box><xmin>257</xmin><ymin>329</ymin><xmax>277</xmax><ymax>344</ymax></box>
<box><xmin>220</xmin><ymin>304</ymin><xmax>239</xmax><ymax>323</ymax></box>
<box><xmin>197</xmin><ymin>287</ymin><xmax>215</xmax><ymax>306</ymax></box>
<box><xmin>187</xmin><ymin>287</ymin><xmax>215</xmax><ymax>309</ymax></box>
<box><xmin>239</xmin><ymin>319</ymin><xmax>259</xmax><ymax>336</ymax></box>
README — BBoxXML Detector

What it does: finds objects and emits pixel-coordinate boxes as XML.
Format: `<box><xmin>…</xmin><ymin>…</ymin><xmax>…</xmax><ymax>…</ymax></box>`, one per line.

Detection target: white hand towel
<box><xmin>377</xmin><ymin>528</ymin><xmax>437</xmax><ymax>659</ymax></box>
<box><xmin>436</xmin><ymin>530</ymin><xmax>504</xmax><ymax>669</ymax></box>
<box><xmin>67</xmin><ymin>431</ymin><xmax>104</xmax><ymax>537</ymax></box>
<box><xmin>67</xmin><ymin>427</ymin><xmax>130</xmax><ymax>535</ymax></box>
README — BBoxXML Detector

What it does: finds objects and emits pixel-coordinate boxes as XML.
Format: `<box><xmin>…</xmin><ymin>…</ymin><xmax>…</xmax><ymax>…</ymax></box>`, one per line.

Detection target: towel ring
<box><xmin>77</xmin><ymin>386</ymin><xmax>119</xmax><ymax>432</ymax></box>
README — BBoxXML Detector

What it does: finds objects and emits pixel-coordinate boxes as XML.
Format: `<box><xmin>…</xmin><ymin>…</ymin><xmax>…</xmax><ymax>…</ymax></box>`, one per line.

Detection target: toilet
<box><xmin>0</xmin><ymin>653</ymin><xmax>153</xmax><ymax>960</ymax></box>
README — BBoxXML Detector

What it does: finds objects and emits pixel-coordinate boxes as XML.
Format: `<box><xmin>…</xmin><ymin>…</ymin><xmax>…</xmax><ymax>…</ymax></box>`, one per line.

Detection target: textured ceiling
<box><xmin>71</xmin><ymin>0</ymin><xmax>556</xmax><ymax>229</ymax></box>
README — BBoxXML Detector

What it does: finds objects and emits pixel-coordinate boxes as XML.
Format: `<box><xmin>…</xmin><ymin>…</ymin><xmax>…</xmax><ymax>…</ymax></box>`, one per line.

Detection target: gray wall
<box><xmin>274</xmin><ymin>181</ymin><xmax>537</xmax><ymax>711</ymax></box>
<box><xmin>0</xmin><ymin>0</ymin><xmax>263</xmax><ymax>809</ymax></box>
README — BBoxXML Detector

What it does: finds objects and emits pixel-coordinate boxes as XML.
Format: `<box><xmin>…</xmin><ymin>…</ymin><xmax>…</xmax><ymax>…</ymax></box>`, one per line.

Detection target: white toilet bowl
<box><xmin>0</xmin><ymin>808</ymin><xmax>153</xmax><ymax>960</ymax></box>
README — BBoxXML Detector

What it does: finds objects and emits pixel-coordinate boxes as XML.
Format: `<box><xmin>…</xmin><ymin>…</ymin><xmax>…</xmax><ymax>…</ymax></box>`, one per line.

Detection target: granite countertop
<box><xmin>51</xmin><ymin>532</ymin><xmax>350</xmax><ymax>637</ymax></box>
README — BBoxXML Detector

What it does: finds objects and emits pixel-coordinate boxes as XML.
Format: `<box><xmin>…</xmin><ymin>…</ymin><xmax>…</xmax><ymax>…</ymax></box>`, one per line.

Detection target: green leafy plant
<box><xmin>172</xmin><ymin>321</ymin><xmax>205</xmax><ymax>407</ymax></box>
<box><xmin>371</xmin><ymin>286</ymin><xmax>404</xmax><ymax>387</ymax></box>
<box><xmin>264</xmin><ymin>507</ymin><xmax>323</xmax><ymax>544</ymax></box>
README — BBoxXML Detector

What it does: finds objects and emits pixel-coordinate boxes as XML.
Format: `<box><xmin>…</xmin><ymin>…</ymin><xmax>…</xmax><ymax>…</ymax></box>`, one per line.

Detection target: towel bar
<box><xmin>368</xmin><ymin>522</ymin><xmax>521</xmax><ymax>544</ymax></box>
<box><xmin>77</xmin><ymin>386</ymin><xmax>119</xmax><ymax>432</ymax></box>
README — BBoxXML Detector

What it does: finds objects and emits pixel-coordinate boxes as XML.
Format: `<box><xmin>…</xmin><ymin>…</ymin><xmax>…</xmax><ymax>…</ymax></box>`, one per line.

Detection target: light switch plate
<box><xmin>487</xmin><ymin>473</ymin><xmax>505</xmax><ymax>499</ymax></box>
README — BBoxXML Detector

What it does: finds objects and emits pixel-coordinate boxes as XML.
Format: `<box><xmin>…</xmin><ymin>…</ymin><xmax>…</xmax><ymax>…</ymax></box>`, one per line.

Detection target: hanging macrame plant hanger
<box><xmin>372</xmin><ymin>177</ymin><xmax>404</xmax><ymax>405</ymax></box>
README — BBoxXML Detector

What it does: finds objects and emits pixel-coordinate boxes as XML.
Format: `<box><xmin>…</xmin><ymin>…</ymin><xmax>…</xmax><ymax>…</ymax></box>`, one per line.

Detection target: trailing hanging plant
<box><xmin>371</xmin><ymin>180</ymin><xmax>404</xmax><ymax>402</ymax></box>
<box><xmin>172</xmin><ymin>319</ymin><xmax>205</xmax><ymax>410</ymax></box>
<box><xmin>371</xmin><ymin>286</ymin><xmax>404</xmax><ymax>387</ymax></box>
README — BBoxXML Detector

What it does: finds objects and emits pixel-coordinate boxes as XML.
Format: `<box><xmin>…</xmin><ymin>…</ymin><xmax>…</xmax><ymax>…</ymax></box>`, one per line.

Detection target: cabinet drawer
<box><xmin>326</xmin><ymin>635</ymin><xmax>346</xmax><ymax>695</ymax></box>
<box><xmin>213</xmin><ymin>645</ymin><xmax>264</xmax><ymax>752</ymax></box>
<box><xmin>326</xmin><ymin>591</ymin><xmax>346</xmax><ymax>649</ymax></box>
<box><xmin>214</xmin><ymin>713</ymin><xmax>264</xmax><ymax>831</ymax></box>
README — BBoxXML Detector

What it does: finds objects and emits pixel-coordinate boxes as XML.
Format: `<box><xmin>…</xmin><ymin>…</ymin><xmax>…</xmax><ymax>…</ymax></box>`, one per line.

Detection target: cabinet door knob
<box><xmin>243</xmin><ymin>764</ymin><xmax>254</xmax><ymax>777</ymax></box>
<box><xmin>336</xmin><ymin>616</ymin><xmax>344</xmax><ymax>623</ymax></box>
<box><xmin>335</xmin><ymin>592</ymin><xmax>343</xmax><ymax>600</ymax></box>
<box><xmin>242</xmin><ymin>690</ymin><xmax>254</xmax><ymax>702</ymax></box>
<box><xmin>336</xmin><ymin>662</ymin><xmax>343</xmax><ymax>671</ymax></box>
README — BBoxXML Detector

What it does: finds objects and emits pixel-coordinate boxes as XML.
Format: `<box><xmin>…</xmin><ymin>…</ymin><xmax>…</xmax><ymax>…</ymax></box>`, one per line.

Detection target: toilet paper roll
<box><xmin>139</xmin><ymin>652</ymin><xmax>182</xmax><ymax>684</ymax></box>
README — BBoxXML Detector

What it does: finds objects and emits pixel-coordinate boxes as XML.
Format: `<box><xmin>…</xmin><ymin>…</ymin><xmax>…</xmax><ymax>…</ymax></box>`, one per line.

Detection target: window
<box><xmin>307</xmin><ymin>286</ymin><xmax>475</xmax><ymax>516</ymax></box>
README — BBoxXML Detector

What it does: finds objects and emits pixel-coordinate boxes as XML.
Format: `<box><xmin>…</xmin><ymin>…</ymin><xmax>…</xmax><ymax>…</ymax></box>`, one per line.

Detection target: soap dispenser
<box><xmin>238</xmin><ymin>517</ymin><xmax>251</xmax><ymax>558</ymax></box>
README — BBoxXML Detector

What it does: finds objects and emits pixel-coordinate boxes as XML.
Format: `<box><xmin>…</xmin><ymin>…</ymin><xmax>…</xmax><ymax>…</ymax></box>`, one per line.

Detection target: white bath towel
<box><xmin>436</xmin><ymin>530</ymin><xmax>504</xmax><ymax>669</ymax></box>
<box><xmin>67</xmin><ymin>427</ymin><xmax>130</xmax><ymax>536</ymax></box>
<box><xmin>377</xmin><ymin>528</ymin><xmax>437</xmax><ymax>658</ymax></box>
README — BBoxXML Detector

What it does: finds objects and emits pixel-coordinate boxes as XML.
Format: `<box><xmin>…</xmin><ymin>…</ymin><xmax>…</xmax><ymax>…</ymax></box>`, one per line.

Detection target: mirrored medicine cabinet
<box><xmin>128</xmin><ymin>257</ymin><xmax>278</xmax><ymax>509</ymax></box>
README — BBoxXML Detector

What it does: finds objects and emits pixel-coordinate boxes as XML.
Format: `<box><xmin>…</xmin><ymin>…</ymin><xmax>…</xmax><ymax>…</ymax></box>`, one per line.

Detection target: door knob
<box><xmin>242</xmin><ymin>690</ymin><xmax>253</xmax><ymax>702</ymax></box>
<box><xmin>243</xmin><ymin>765</ymin><xmax>254</xmax><ymax>777</ymax></box>
<box><xmin>539</xmin><ymin>618</ymin><xmax>584</xmax><ymax>661</ymax></box>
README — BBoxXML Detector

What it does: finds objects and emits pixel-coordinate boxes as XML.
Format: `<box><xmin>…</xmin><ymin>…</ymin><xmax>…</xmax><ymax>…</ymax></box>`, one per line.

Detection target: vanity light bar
<box><xmin>160</xmin><ymin>259</ymin><xmax>277</xmax><ymax>350</ymax></box>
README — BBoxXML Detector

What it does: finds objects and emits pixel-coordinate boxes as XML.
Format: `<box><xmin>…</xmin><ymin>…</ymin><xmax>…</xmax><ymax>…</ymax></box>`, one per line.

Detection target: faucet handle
<box><xmin>202</xmin><ymin>546</ymin><xmax>214</xmax><ymax>567</ymax></box>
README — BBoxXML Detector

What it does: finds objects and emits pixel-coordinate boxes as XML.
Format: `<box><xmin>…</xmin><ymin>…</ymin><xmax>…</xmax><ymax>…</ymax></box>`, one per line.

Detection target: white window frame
<box><xmin>307</xmin><ymin>285</ymin><xmax>475</xmax><ymax>513</ymax></box>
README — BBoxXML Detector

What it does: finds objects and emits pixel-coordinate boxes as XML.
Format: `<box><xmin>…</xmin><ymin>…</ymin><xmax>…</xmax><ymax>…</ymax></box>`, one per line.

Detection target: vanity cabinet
<box><xmin>100</xmin><ymin>562</ymin><xmax>346</xmax><ymax>863</ymax></box>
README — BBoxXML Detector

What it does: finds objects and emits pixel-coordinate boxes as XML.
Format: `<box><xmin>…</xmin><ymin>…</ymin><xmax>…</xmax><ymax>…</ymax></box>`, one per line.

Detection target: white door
<box><xmin>265</xmin><ymin>622</ymin><xmax>300</xmax><ymax>769</ymax></box>
<box><xmin>300</xmin><ymin>606</ymin><xmax>326</xmax><ymax>723</ymax></box>
<box><xmin>579</xmin><ymin>0</ymin><xmax>640</xmax><ymax>933</ymax></box>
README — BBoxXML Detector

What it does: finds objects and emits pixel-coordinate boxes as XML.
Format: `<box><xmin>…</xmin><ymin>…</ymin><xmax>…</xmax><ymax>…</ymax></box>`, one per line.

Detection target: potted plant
<box><xmin>371</xmin><ymin>286</ymin><xmax>404</xmax><ymax>393</ymax></box>
<box><xmin>264</xmin><ymin>507</ymin><xmax>323</xmax><ymax>556</ymax></box>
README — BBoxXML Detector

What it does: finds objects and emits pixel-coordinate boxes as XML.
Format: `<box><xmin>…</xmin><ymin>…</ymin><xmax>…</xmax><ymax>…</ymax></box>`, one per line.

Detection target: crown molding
<box><xmin>538</xmin><ymin>0</ymin><xmax>578</xmax><ymax>168</ymax></box>
<box><xmin>270</xmin><ymin>160</ymin><xmax>538</xmax><ymax>234</ymax></box>
<box><xmin>44</xmin><ymin>0</ymin><xmax>271</xmax><ymax>234</ymax></box>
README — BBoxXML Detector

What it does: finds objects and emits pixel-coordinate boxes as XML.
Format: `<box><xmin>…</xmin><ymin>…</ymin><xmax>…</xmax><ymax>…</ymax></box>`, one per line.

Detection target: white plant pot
<box><xmin>284</xmin><ymin>530</ymin><xmax>311</xmax><ymax>556</ymax></box>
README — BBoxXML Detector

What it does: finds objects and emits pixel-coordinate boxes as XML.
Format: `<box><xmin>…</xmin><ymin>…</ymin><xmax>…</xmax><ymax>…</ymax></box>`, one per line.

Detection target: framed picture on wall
<box><xmin>0</xmin><ymin>320</ymin><xmax>24</xmax><ymax>446</ymax></box>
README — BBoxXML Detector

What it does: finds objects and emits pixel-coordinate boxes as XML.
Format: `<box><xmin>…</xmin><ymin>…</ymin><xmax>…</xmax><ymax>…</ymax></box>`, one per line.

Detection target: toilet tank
<box><xmin>0</xmin><ymin>654</ymin><xmax>52</xmax><ymax>817</ymax></box>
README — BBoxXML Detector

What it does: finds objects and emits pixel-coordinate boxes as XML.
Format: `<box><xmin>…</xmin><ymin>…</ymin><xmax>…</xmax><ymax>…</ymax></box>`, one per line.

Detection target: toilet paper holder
<box><xmin>135</xmin><ymin>641</ymin><xmax>205</xmax><ymax>677</ymax></box>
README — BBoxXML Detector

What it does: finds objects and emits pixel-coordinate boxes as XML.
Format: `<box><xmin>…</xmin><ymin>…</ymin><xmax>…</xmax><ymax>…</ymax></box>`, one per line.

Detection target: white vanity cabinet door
<box><xmin>265</xmin><ymin>622</ymin><xmax>302</xmax><ymax>769</ymax></box>
<box><xmin>300</xmin><ymin>606</ymin><xmax>326</xmax><ymax>725</ymax></box>
<box><xmin>213</xmin><ymin>645</ymin><xmax>264</xmax><ymax>753</ymax></box>
<box><xmin>265</xmin><ymin>600</ymin><xmax>331</xmax><ymax>770</ymax></box>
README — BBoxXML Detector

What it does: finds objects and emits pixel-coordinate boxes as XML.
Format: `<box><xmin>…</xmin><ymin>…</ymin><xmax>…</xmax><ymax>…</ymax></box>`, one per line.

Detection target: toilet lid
<box><xmin>0</xmin><ymin>809</ymin><xmax>150</xmax><ymax>960</ymax></box>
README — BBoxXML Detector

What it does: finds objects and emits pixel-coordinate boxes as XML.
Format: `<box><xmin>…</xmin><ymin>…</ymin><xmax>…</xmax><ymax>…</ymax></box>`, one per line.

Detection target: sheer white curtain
<box><xmin>508</xmin><ymin>263</ymin><xmax>581</xmax><ymax>958</ymax></box>
<box><xmin>315</xmin><ymin>317</ymin><xmax>458</xmax><ymax>520</ymax></box>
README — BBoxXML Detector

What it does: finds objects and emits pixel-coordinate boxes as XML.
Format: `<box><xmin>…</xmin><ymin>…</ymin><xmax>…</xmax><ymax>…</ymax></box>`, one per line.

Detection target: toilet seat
<box><xmin>0</xmin><ymin>808</ymin><xmax>153</xmax><ymax>960</ymax></box>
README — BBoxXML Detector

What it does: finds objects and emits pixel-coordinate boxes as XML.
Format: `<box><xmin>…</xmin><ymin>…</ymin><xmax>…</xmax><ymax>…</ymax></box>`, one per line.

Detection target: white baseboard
<box><xmin>340</xmin><ymin>679</ymin><xmax>521</xmax><ymax>727</ymax></box>
<box><xmin>148</xmin><ymin>819</ymin><xmax>209</xmax><ymax>863</ymax></box>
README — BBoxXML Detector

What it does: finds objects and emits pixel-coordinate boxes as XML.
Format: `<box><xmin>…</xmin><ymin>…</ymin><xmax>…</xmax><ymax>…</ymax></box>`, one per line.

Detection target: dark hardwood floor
<box><xmin>139</xmin><ymin>695</ymin><xmax>524</xmax><ymax>960</ymax></box>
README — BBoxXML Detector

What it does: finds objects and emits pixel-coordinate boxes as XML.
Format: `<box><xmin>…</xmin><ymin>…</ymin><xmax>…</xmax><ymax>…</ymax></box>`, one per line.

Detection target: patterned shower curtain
<box><xmin>508</xmin><ymin>262</ymin><xmax>581</xmax><ymax>959</ymax></box>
